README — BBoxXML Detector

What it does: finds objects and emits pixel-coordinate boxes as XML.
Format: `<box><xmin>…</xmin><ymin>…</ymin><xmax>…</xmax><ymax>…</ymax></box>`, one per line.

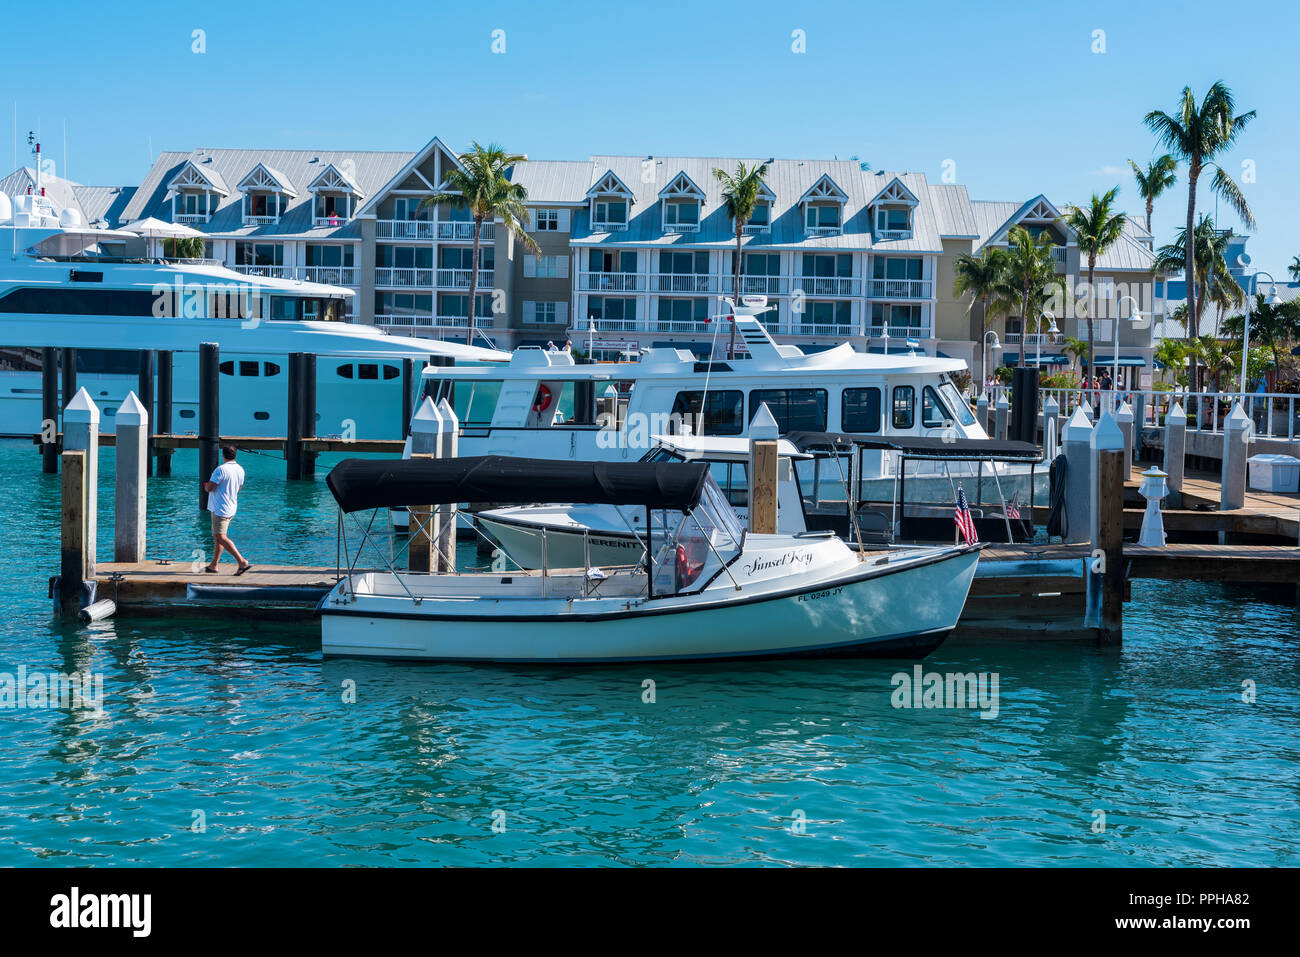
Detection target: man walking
<box><xmin>202</xmin><ymin>444</ymin><xmax>251</xmax><ymax>575</ymax></box>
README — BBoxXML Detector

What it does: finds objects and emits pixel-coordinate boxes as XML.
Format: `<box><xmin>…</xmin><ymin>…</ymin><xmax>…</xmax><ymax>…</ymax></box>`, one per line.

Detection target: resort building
<box><xmin>7</xmin><ymin>136</ymin><xmax>1167</xmax><ymax>382</ymax></box>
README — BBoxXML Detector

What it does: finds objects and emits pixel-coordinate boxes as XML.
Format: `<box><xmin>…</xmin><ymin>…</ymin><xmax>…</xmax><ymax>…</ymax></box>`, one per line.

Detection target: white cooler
<box><xmin>1247</xmin><ymin>454</ymin><xmax>1300</xmax><ymax>493</ymax></box>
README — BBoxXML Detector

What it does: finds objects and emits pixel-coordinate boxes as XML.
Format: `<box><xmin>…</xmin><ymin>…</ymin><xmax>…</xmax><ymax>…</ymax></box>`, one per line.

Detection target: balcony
<box><xmin>578</xmin><ymin>272</ymin><xmax>644</xmax><ymax>292</ymax></box>
<box><xmin>591</xmin><ymin>220</ymin><xmax>628</xmax><ymax>232</ymax></box>
<box><xmin>378</xmin><ymin>220</ymin><xmax>434</xmax><ymax>240</ymax></box>
<box><xmin>791</xmin><ymin>321</ymin><xmax>860</xmax><ymax>337</ymax></box>
<box><xmin>243</xmin><ymin>215</ymin><xmax>279</xmax><ymax>227</ymax></box>
<box><xmin>376</xmin><ymin>267</ymin><xmax>434</xmax><ymax>287</ymax></box>
<box><xmin>805</xmin><ymin>225</ymin><xmax>842</xmax><ymax>237</ymax></box>
<box><xmin>663</xmin><ymin>222</ymin><xmax>700</xmax><ymax>234</ymax></box>
<box><xmin>743</xmin><ymin>223</ymin><xmax>771</xmax><ymax>235</ymax></box>
<box><xmin>867</xmin><ymin>324</ymin><xmax>932</xmax><ymax>341</ymax></box>
<box><xmin>175</xmin><ymin>213</ymin><xmax>210</xmax><ymax>226</ymax></box>
<box><xmin>652</xmin><ymin>273</ymin><xmax>717</xmax><ymax>293</ymax></box>
<box><xmin>376</xmin><ymin>314</ymin><xmax>496</xmax><ymax>330</ymax></box>
<box><xmin>875</xmin><ymin>229</ymin><xmax>912</xmax><ymax>241</ymax></box>
<box><xmin>300</xmin><ymin>266</ymin><xmax>358</xmax><ymax>285</ymax></box>
<box><xmin>792</xmin><ymin>276</ymin><xmax>862</xmax><ymax>297</ymax></box>
<box><xmin>231</xmin><ymin>264</ymin><xmax>293</xmax><ymax>279</ymax></box>
<box><xmin>313</xmin><ymin>215</ymin><xmax>350</xmax><ymax>228</ymax></box>
<box><xmin>721</xmin><ymin>275</ymin><xmax>789</xmax><ymax>296</ymax></box>
<box><xmin>438</xmin><ymin>221</ymin><xmax>494</xmax><ymax>242</ymax></box>
<box><xmin>868</xmin><ymin>278</ymin><xmax>933</xmax><ymax>299</ymax></box>
<box><xmin>436</xmin><ymin>268</ymin><xmax>494</xmax><ymax>289</ymax></box>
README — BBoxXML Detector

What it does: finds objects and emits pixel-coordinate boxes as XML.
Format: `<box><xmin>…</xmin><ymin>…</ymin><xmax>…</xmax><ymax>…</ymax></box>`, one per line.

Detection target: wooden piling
<box><xmin>1097</xmin><ymin>447</ymin><xmax>1125</xmax><ymax>647</ymax></box>
<box><xmin>748</xmin><ymin>402</ymin><xmax>780</xmax><ymax>535</ymax></box>
<box><xmin>198</xmin><ymin>342</ymin><xmax>220</xmax><ymax>511</ymax></box>
<box><xmin>301</xmin><ymin>353</ymin><xmax>317</xmax><ymax>479</ymax></box>
<box><xmin>60</xmin><ymin>450</ymin><xmax>86</xmax><ymax>615</ymax></box>
<box><xmin>41</xmin><ymin>347</ymin><xmax>58</xmax><ymax>474</ymax></box>
<box><xmin>436</xmin><ymin>398</ymin><xmax>459</xmax><ymax>572</ymax></box>
<box><xmin>157</xmin><ymin>350</ymin><xmax>173</xmax><ymax>477</ymax></box>
<box><xmin>63</xmin><ymin>388</ymin><xmax>99</xmax><ymax>577</ymax></box>
<box><xmin>407</xmin><ymin>453</ymin><xmax>436</xmax><ymax>573</ymax></box>
<box><xmin>286</xmin><ymin>352</ymin><xmax>303</xmax><ymax>481</ymax></box>
<box><xmin>137</xmin><ymin>349</ymin><xmax>155</xmax><ymax>476</ymax></box>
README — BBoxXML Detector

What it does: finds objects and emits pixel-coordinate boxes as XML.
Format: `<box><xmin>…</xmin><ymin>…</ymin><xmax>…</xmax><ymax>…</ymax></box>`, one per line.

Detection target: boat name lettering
<box><xmin>743</xmin><ymin>549</ymin><xmax>815</xmax><ymax>576</ymax></box>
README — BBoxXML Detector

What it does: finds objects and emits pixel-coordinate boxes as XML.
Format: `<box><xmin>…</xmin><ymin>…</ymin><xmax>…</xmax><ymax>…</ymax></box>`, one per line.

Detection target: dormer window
<box><xmin>876</xmin><ymin>207</ymin><xmax>911</xmax><ymax>234</ymax></box>
<box><xmin>166</xmin><ymin>158</ymin><xmax>229</xmax><ymax>225</ymax></box>
<box><xmin>868</xmin><ymin>177</ymin><xmax>919</xmax><ymax>240</ymax></box>
<box><xmin>744</xmin><ymin>200</ymin><xmax>773</xmax><ymax>234</ymax></box>
<box><xmin>586</xmin><ymin>169</ymin><xmax>635</xmax><ymax>233</ymax></box>
<box><xmin>798</xmin><ymin>174</ymin><xmax>848</xmax><ymax>236</ymax></box>
<box><xmin>307</xmin><ymin>162</ymin><xmax>365</xmax><ymax>227</ymax></box>
<box><xmin>658</xmin><ymin>171</ymin><xmax>706</xmax><ymax>234</ymax></box>
<box><xmin>237</xmin><ymin>163</ymin><xmax>298</xmax><ymax>227</ymax></box>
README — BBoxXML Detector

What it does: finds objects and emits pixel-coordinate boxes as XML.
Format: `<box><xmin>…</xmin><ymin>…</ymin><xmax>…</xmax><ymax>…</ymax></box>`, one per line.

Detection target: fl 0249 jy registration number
<box><xmin>798</xmin><ymin>586</ymin><xmax>844</xmax><ymax>602</ymax></box>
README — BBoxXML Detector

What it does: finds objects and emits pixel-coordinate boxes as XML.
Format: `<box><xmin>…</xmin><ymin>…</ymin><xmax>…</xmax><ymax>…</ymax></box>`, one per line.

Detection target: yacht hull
<box><xmin>319</xmin><ymin>545</ymin><xmax>979</xmax><ymax>662</ymax></box>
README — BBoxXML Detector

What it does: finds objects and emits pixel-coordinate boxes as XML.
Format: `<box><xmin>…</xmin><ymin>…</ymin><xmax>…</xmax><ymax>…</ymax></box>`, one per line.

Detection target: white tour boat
<box><xmin>474</xmin><ymin>433</ymin><xmax>809</xmax><ymax>568</ymax></box>
<box><xmin>318</xmin><ymin>455</ymin><xmax>981</xmax><ymax>662</ymax></box>
<box><xmin>0</xmin><ymin>189</ymin><xmax>505</xmax><ymax>439</ymax></box>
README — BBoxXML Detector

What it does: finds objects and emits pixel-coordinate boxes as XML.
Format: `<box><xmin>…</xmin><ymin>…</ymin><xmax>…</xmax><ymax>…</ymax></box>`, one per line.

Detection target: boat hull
<box><xmin>320</xmin><ymin>546</ymin><xmax>979</xmax><ymax>662</ymax></box>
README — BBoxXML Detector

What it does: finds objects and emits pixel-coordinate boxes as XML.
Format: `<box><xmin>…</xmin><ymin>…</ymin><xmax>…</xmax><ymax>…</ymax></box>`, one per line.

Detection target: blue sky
<box><xmin>3</xmin><ymin>0</ymin><xmax>1295</xmax><ymax>277</ymax></box>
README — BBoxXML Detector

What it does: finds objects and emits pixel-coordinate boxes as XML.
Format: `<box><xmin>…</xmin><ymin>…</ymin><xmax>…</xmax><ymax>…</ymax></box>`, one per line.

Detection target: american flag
<box><xmin>1004</xmin><ymin>490</ymin><xmax>1021</xmax><ymax>520</ymax></box>
<box><xmin>954</xmin><ymin>486</ymin><xmax>978</xmax><ymax>544</ymax></box>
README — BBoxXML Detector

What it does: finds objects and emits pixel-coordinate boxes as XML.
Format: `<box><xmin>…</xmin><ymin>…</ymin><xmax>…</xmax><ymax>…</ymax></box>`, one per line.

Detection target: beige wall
<box><xmin>934</xmin><ymin>237</ymin><xmax>977</xmax><ymax>342</ymax></box>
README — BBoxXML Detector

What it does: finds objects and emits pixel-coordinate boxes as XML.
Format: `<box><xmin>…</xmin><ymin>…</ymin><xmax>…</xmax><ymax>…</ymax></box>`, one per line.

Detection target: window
<box><xmin>438</xmin><ymin>246</ymin><xmax>488</xmax><ymax>270</ymax></box>
<box><xmin>709</xmin><ymin>460</ymin><xmax>749</xmax><ymax>508</ymax></box>
<box><xmin>671</xmin><ymin>390</ymin><xmax>744</xmax><ymax>435</ymax></box>
<box><xmin>181</xmin><ymin>192</ymin><xmax>209</xmax><ymax>216</ymax></box>
<box><xmin>235</xmin><ymin>242</ymin><xmax>284</xmax><ymax>267</ymax></box>
<box><xmin>740</xmin><ymin>252</ymin><xmax>780</xmax><ymax>276</ymax></box>
<box><xmin>657</xmin><ymin>298</ymin><xmax>709</xmax><ymax>324</ymax></box>
<box><xmin>842</xmin><ymin>388</ymin><xmax>882</xmax><ymax>433</ymax></box>
<box><xmin>940</xmin><ymin>381</ymin><xmax>976</xmax><ymax>427</ymax></box>
<box><xmin>452</xmin><ymin>380</ymin><xmax>504</xmax><ymax>427</ymax></box>
<box><xmin>0</xmin><ymin>287</ymin><xmax>158</xmax><ymax>316</ymax></box>
<box><xmin>890</xmin><ymin>304</ymin><xmax>923</xmax><ymax>328</ymax></box>
<box><xmin>306</xmin><ymin>244</ymin><xmax>354</xmax><ymax>267</ymax></box>
<box><xmin>588</xmin><ymin>297</ymin><xmax>635</xmax><ymax>322</ymax></box>
<box><xmin>747</xmin><ymin>203</ymin><xmax>771</xmax><ymax>227</ymax></box>
<box><xmin>921</xmin><ymin>386</ymin><xmax>951</xmax><ymax>428</ymax></box>
<box><xmin>660</xmin><ymin>251</ymin><xmax>708</xmax><ymax>275</ymax></box>
<box><xmin>239</xmin><ymin>360</ymin><xmax>259</xmax><ymax>377</ymax></box>
<box><xmin>534</xmin><ymin>302</ymin><xmax>557</xmax><ymax>323</ymax></box>
<box><xmin>802</xmin><ymin>253</ymin><xmax>851</xmax><ymax>278</ymax></box>
<box><xmin>438</xmin><ymin>293</ymin><xmax>492</xmax><ymax>318</ymax></box>
<box><xmin>589</xmin><ymin>250</ymin><xmax>637</xmax><ymax>273</ymax></box>
<box><xmin>530</xmin><ymin>255</ymin><xmax>566</xmax><ymax>278</ymax></box>
<box><xmin>664</xmin><ymin>201</ymin><xmax>700</xmax><ymax>227</ymax></box>
<box><xmin>873</xmin><ymin>257</ymin><xmax>923</xmax><ymax>280</ymax></box>
<box><xmin>535</xmin><ymin>209</ymin><xmax>559</xmax><ymax>231</ymax></box>
<box><xmin>263</xmin><ymin>362</ymin><xmax>281</xmax><ymax>377</ymax></box>
<box><xmin>336</xmin><ymin>364</ymin><xmax>353</xmax><ymax>379</ymax></box>
<box><xmin>892</xmin><ymin>385</ymin><xmax>915</xmax><ymax>430</ymax></box>
<box><xmin>749</xmin><ymin>389</ymin><xmax>828</xmax><ymax>432</ymax></box>
<box><xmin>393</xmin><ymin>197</ymin><xmax>429</xmax><ymax>221</ymax></box>
<box><xmin>805</xmin><ymin>301</ymin><xmax>851</xmax><ymax>325</ymax></box>
<box><xmin>876</xmin><ymin>208</ymin><xmax>911</xmax><ymax>232</ymax></box>
<box><xmin>593</xmin><ymin>200</ymin><xmax>627</xmax><ymax>226</ymax></box>
<box><xmin>358</xmin><ymin>364</ymin><xmax>379</xmax><ymax>380</ymax></box>
<box><xmin>805</xmin><ymin>204</ymin><xmax>841</xmax><ymax>228</ymax></box>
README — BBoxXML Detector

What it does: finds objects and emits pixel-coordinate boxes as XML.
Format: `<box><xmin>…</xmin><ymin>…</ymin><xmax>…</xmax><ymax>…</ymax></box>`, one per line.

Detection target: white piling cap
<box><xmin>603</xmin><ymin>384</ymin><xmax>619</xmax><ymax>398</ymax></box>
<box><xmin>1063</xmin><ymin>406</ymin><xmax>1093</xmax><ymax>441</ymax></box>
<box><xmin>64</xmin><ymin>386</ymin><xmax>100</xmax><ymax>425</ymax></box>
<box><xmin>995</xmin><ymin>392</ymin><xmax>1009</xmax><ymax>409</ymax></box>
<box><xmin>1115</xmin><ymin>401</ymin><xmax>1134</xmax><ymax>423</ymax></box>
<box><xmin>1044</xmin><ymin>394</ymin><xmax>1060</xmax><ymax>414</ymax></box>
<box><xmin>436</xmin><ymin>396</ymin><xmax>458</xmax><ymax>430</ymax></box>
<box><xmin>1091</xmin><ymin>410</ymin><xmax>1125</xmax><ymax>451</ymax></box>
<box><xmin>749</xmin><ymin>402</ymin><xmax>779</xmax><ymax>441</ymax></box>
<box><xmin>1166</xmin><ymin>401</ymin><xmax>1186</xmax><ymax>424</ymax></box>
<box><xmin>976</xmin><ymin>392</ymin><xmax>989</xmax><ymax>406</ymax></box>
<box><xmin>1225</xmin><ymin>402</ymin><xmax>1251</xmax><ymax>430</ymax></box>
<box><xmin>1081</xmin><ymin>400</ymin><xmax>1094</xmax><ymax>421</ymax></box>
<box><xmin>411</xmin><ymin>395</ymin><xmax>444</xmax><ymax>433</ymax></box>
<box><xmin>116</xmin><ymin>390</ymin><xmax>149</xmax><ymax>427</ymax></box>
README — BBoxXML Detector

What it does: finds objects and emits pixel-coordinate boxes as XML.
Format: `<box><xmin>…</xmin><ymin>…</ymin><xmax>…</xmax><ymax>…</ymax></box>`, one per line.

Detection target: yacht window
<box><xmin>641</xmin><ymin>449</ymin><xmax>685</xmax><ymax>464</ymax></box>
<box><xmin>263</xmin><ymin>362</ymin><xmax>281</xmax><ymax>377</ymax></box>
<box><xmin>452</xmin><ymin>380</ymin><xmax>504</xmax><ymax>427</ymax></box>
<box><xmin>237</xmin><ymin>361</ymin><xmax>258</xmax><ymax>377</ymax></box>
<box><xmin>269</xmin><ymin>297</ymin><xmax>298</xmax><ymax>321</ymax></box>
<box><xmin>179</xmin><ymin>409</ymin><xmax>196</xmax><ymax>419</ymax></box>
<box><xmin>892</xmin><ymin>386</ymin><xmax>915</xmax><ymax>430</ymax></box>
<box><xmin>358</xmin><ymin>364</ymin><xmax>379</xmax><ymax>380</ymax></box>
<box><xmin>0</xmin><ymin>288</ymin><xmax>157</xmax><ymax>316</ymax></box>
<box><xmin>841</xmin><ymin>388</ymin><xmax>882</xmax><ymax>433</ymax></box>
<box><xmin>921</xmin><ymin>387</ymin><xmax>951</xmax><ymax>429</ymax></box>
<box><xmin>336</xmin><ymin>364</ymin><xmax>354</xmax><ymax>379</ymax></box>
<box><xmin>670</xmin><ymin>390</ymin><xmax>744</xmax><ymax>436</ymax></box>
<box><xmin>382</xmin><ymin>364</ymin><xmax>400</xmax><ymax>380</ymax></box>
<box><xmin>749</xmin><ymin>389</ymin><xmax>828</xmax><ymax>432</ymax></box>
<box><xmin>709</xmin><ymin>460</ymin><xmax>749</xmax><ymax>508</ymax></box>
<box><xmin>302</xmin><ymin>299</ymin><xmax>320</xmax><ymax>322</ymax></box>
<box><xmin>219</xmin><ymin>361</ymin><xmax>235</xmax><ymax>376</ymax></box>
<box><xmin>939</xmin><ymin>381</ymin><xmax>976</xmax><ymax>427</ymax></box>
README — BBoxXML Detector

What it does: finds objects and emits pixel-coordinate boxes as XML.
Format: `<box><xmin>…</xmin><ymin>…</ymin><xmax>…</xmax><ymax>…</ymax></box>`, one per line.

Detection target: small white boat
<box><xmin>319</xmin><ymin>455</ymin><xmax>981</xmax><ymax>662</ymax></box>
<box><xmin>473</xmin><ymin>434</ymin><xmax>809</xmax><ymax>569</ymax></box>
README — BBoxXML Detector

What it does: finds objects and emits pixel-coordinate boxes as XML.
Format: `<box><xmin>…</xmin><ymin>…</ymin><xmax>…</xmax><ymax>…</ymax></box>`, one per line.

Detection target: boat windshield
<box><xmin>649</xmin><ymin>474</ymin><xmax>743</xmax><ymax>595</ymax></box>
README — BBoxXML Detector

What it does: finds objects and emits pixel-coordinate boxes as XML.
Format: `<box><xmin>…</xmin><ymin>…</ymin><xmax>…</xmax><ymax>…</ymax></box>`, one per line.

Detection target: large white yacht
<box><xmin>419</xmin><ymin>297</ymin><xmax>995</xmax><ymax>481</ymax></box>
<box><xmin>0</xmin><ymin>188</ymin><xmax>505</xmax><ymax>439</ymax></box>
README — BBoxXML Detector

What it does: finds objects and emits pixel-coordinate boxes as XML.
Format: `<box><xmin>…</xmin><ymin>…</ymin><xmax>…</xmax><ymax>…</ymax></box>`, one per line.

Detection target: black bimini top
<box><xmin>785</xmin><ymin>431</ymin><xmax>1042</xmax><ymax>461</ymax></box>
<box><xmin>326</xmin><ymin>455</ymin><xmax>712</xmax><ymax>513</ymax></box>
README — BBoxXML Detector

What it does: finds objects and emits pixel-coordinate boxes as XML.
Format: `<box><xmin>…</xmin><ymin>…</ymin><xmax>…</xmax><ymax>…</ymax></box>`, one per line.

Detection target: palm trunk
<box><xmin>467</xmin><ymin>217</ymin><xmax>482</xmax><ymax>346</ymax></box>
<box><xmin>1185</xmin><ymin>166</ymin><xmax>1200</xmax><ymax>396</ymax></box>
<box><xmin>1086</xmin><ymin>261</ymin><xmax>1096</xmax><ymax>387</ymax></box>
<box><xmin>1145</xmin><ymin>198</ymin><xmax>1153</xmax><ymax>234</ymax></box>
<box><xmin>730</xmin><ymin>227</ymin><xmax>742</xmax><ymax>359</ymax></box>
<box><xmin>1018</xmin><ymin>287</ymin><xmax>1029</xmax><ymax>368</ymax></box>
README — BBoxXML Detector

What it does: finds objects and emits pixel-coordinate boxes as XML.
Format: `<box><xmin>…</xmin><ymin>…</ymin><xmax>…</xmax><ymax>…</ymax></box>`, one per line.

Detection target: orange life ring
<box><xmin>533</xmin><ymin>384</ymin><xmax>553</xmax><ymax>413</ymax></box>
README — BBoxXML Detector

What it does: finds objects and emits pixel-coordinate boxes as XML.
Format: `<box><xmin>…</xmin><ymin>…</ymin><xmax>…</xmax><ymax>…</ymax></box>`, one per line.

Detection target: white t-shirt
<box><xmin>208</xmin><ymin>461</ymin><xmax>246</xmax><ymax>518</ymax></box>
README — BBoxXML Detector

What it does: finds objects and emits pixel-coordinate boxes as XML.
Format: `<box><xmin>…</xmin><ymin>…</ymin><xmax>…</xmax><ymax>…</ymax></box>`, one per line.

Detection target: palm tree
<box><xmin>1128</xmin><ymin>155</ymin><xmax>1177</xmax><ymax>233</ymax></box>
<box><xmin>1067</xmin><ymin>187</ymin><xmax>1128</xmax><ymax>379</ymax></box>
<box><xmin>1062</xmin><ymin>336</ymin><xmax>1089</xmax><ymax>374</ymax></box>
<box><xmin>1222</xmin><ymin>293</ymin><xmax>1300</xmax><ymax>383</ymax></box>
<box><xmin>1191</xmin><ymin>335</ymin><xmax>1235</xmax><ymax>393</ymax></box>
<box><xmin>713</xmin><ymin>161</ymin><xmax>770</xmax><ymax>358</ymax></box>
<box><xmin>952</xmin><ymin>246</ymin><xmax>1009</xmax><ymax>379</ymax></box>
<box><xmin>1145</xmin><ymin>81</ymin><xmax>1256</xmax><ymax>389</ymax></box>
<box><xmin>420</xmin><ymin>142</ymin><xmax>539</xmax><ymax>344</ymax></box>
<box><xmin>1153</xmin><ymin>338</ymin><xmax>1186</xmax><ymax>387</ymax></box>
<box><xmin>1288</xmin><ymin>255</ymin><xmax>1300</xmax><ymax>282</ymax></box>
<box><xmin>1153</xmin><ymin>216</ymin><xmax>1242</xmax><ymax>337</ymax></box>
<box><xmin>1001</xmin><ymin>226</ymin><xmax>1059</xmax><ymax>369</ymax></box>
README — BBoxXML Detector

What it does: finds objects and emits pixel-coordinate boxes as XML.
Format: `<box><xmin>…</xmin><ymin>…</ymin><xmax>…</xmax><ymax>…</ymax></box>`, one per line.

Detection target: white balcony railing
<box><xmin>868</xmin><ymin>278</ymin><xmax>933</xmax><ymax>299</ymax></box>
<box><xmin>375</xmin><ymin>267</ymin><xmax>433</xmax><ymax>287</ymax></box>
<box><xmin>663</xmin><ymin>222</ymin><xmax>701</xmax><ymax>234</ymax></box>
<box><xmin>436</xmin><ymin>268</ymin><xmax>494</xmax><ymax>289</ymax></box>
<box><xmin>792</xmin><ymin>276</ymin><xmax>862</xmax><ymax>297</ymax></box>
<box><xmin>299</xmin><ymin>266</ymin><xmax>358</xmax><ymax>285</ymax></box>
<box><xmin>652</xmin><ymin>273</ymin><xmax>717</xmax><ymax>293</ymax></box>
<box><xmin>805</xmin><ymin>225</ymin><xmax>842</xmax><ymax>237</ymax></box>
<box><xmin>175</xmin><ymin>213</ymin><xmax>210</xmax><ymax>225</ymax></box>
<box><xmin>376</xmin><ymin>314</ymin><xmax>496</xmax><ymax>330</ymax></box>
<box><xmin>243</xmin><ymin>215</ymin><xmax>279</xmax><ymax>227</ymax></box>
<box><xmin>378</xmin><ymin>219</ymin><xmax>434</xmax><ymax>240</ymax></box>
<box><xmin>438</xmin><ymin>221</ymin><xmax>494</xmax><ymax>241</ymax></box>
<box><xmin>743</xmin><ymin>223</ymin><xmax>771</xmax><ymax>235</ymax></box>
<box><xmin>230</xmin><ymin>264</ymin><xmax>293</xmax><ymax>279</ymax></box>
<box><xmin>313</xmin><ymin>216</ymin><xmax>350</xmax><ymax>228</ymax></box>
<box><xmin>722</xmin><ymin>275</ymin><xmax>789</xmax><ymax>296</ymax></box>
<box><xmin>591</xmin><ymin>220</ymin><xmax>628</xmax><ymax>232</ymax></box>
<box><xmin>867</xmin><ymin>324</ymin><xmax>932</xmax><ymax>341</ymax></box>
<box><xmin>578</xmin><ymin>272</ymin><xmax>644</xmax><ymax>292</ymax></box>
<box><xmin>875</xmin><ymin>229</ymin><xmax>912</xmax><ymax>241</ymax></box>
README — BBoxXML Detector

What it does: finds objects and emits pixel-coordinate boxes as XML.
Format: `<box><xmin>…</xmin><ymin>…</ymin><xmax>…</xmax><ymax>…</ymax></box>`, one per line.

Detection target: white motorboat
<box><xmin>473</xmin><ymin>434</ymin><xmax>810</xmax><ymax>568</ymax></box>
<box><xmin>318</xmin><ymin>455</ymin><xmax>981</xmax><ymax>662</ymax></box>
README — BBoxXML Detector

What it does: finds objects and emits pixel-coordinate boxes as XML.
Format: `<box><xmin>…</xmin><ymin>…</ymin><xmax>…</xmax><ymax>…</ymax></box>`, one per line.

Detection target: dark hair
<box><xmin>221</xmin><ymin>445</ymin><xmax>237</xmax><ymax>461</ymax></box>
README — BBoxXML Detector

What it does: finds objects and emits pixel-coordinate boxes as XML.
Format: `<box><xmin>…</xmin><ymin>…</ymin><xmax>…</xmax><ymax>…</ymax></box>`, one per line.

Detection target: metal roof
<box><xmin>508</xmin><ymin>159</ymin><xmax>596</xmax><ymax>204</ymax></box>
<box><xmin>928</xmin><ymin>184</ymin><xmax>978</xmax><ymax>238</ymax></box>
<box><xmin>122</xmin><ymin>148</ymin><xmax>415</xmax><ymax>237</ymax></box>
<box><xmin>71</xmin><ymin>185</ymin><xmax>137</xmax><ymax>227</ymax></box>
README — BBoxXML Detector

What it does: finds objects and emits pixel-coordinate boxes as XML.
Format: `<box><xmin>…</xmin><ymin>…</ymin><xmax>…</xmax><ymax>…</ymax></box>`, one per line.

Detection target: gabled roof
<box><xmin>354</xmin><ymin>135</ymin><xmax>461</xmax><ymax>217</ymax></box>
<box><xmin>586</xmin><ymin>169</ymin><xmax>634</xmax><ymax>199</ymax></box>
<box><xmin>979</xmin><ymin>194</ymin><xmax>1067</xmax><ymax>247</ymax></box>
<box><xmin>798</xmin><ymin>173</ymin><xmax>848</xmax><ymax>204</ymax></box>
<box><xmin>657</xmin><ymin>170</ymin><xmax>705</xmax><ymax>200</ymax></box>
<box><xmin>868</xmin><ymin>176</ymin><xmax>920</xmax><ymax>207</ymax></box>
<box><xmin>928</xmin><ymin>184</ymin><xmax>979</xmax><ymax>239</ymax></box>
<box><xmin>166</xmin><ymin>158</ymin><xmax>230</xmax><ymax>196</ymax></box>
<box><xmin>307</xmin><ymin>161</ymin><xmax>364</xmax><ymax>198</ymax></box>
<box><xmin>237</xmin><ymin>162</ymin><xmax>298</xmax><ymax>198</ymax></box>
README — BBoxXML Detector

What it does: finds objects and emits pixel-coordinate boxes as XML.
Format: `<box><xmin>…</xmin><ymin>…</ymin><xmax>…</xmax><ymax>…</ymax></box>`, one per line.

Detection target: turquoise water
<box><xmin>0</xmin><ymin>438</ymin><xmax>1297</xmax><ymax>866</ymax></box>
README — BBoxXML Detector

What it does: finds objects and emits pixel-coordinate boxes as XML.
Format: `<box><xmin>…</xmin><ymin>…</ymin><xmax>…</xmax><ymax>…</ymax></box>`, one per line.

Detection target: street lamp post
<box><xmin>982</xmin><ymin>330</ymin><xmax>1000</xmax><ymax>394</ymax></box>
<box><xmin>1035</xmin><ymin>309</ymin><xmax>1059</xmax><ymax>370</ymax></box>
<box><xmin>1113</xmin><ymin>295</ymin><xmax>1144</xmax><ymax>401</ymax></box>
<box><xmin>1240</xmin><ymin>270</ymin><xmax>1282</xmax><ymax>395</ymax></box>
